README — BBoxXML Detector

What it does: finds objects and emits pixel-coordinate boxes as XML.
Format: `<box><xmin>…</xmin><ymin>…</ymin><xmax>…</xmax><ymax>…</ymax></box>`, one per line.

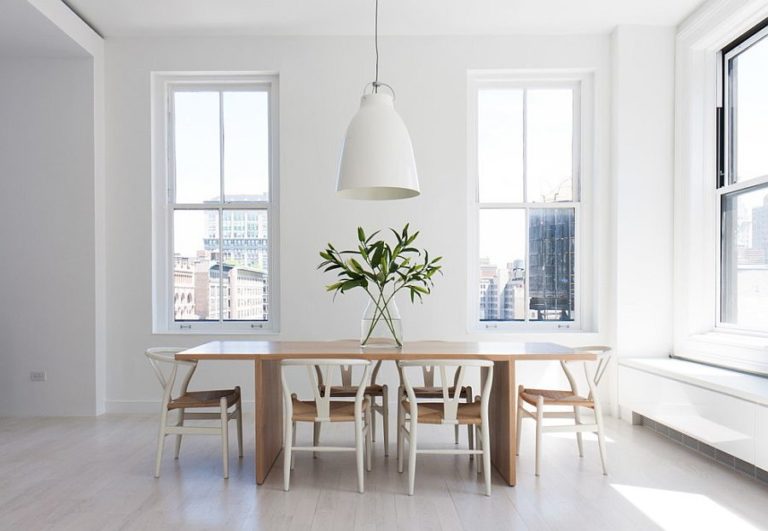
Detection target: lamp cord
<box><xmin>374</xmin><ymin>0</ymin><xmax>379</xmax><ymax>93</ymax></box>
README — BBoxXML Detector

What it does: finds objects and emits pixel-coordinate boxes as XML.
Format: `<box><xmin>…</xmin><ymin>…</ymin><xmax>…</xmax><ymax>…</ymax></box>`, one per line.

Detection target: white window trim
<box><xmin>466</xmin><ymin>70</ymin><xmax>595</xmax><ymax>333</ymax></box>
<box><xmin>715</xmin><ymin>23</ymin><xmax>768</xmax><ymax>335</ymax></box>
<box><xmin>674</xmin><ymin>0</ymin><xmax>768</xmax><ymax>374</ymax></box>
<box><xmin>150</xmin><ymin>72</ymin><xmax>280</xmax><ymax>334</ymax></box>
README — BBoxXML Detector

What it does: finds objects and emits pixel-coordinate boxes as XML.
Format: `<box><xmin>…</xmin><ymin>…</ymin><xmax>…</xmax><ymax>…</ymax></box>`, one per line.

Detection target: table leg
<box><xmin>254</xmin><ymin>359</ymin><xmax>283</xmax><ymax>484</ymax></box>
<box><xmin>488</xmin><ymin>360</ymin><xmax>516</xmax><ymax>486</ymax></box>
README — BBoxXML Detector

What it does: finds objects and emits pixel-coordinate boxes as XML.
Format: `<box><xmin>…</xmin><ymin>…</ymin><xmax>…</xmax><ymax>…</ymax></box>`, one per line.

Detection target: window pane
<box><xmin>527</xmin><ymin>89</ymin><xmax>574</xmax><ymax>203</ymax></box>
<box><xmin>479</xmin><ymin>209</ymin><xmax>526</xmax><ymax>321</ymax></box>
<box><xmin>220</xmin><ymin>210</ymin><xmax>269</xmax><ymax>321</ymax></box>
<box><xmin>730</xmin><ymin>35</ymin><xmax>768</xmax><ymax>183</ymax></box>
<box><xmin>174</xmin><ymin>92</ymin><xmax>221</xmax><ymax>203</ymax></box>
<box><xmin>721</xmin><ymin>185</ymin><xmax>768</xmax><ymax>329</ymax></box>
<box><xmin>528</xmin><ymin>208</ymin><xmax>575</xmax><ymax>321</ymax></box>
<box><xmin>223</xmin><ymin>92</ymin><xmax>270</xmax><ymax>201</ymax></box>
<box><xmin>173</xmin><ymin>210</ymin><xmax>219</xmax><ymax>321</ymax></box>
<box><xmin>478</xmin><ymin>89</ymin><xmax>524</xmax><ymax>203</ymax></box>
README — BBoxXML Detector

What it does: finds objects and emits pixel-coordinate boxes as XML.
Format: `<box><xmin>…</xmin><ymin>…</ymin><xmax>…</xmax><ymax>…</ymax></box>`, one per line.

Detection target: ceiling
<box><xmin>0</xmin><ymin>0</ymin><xmax>88</xmax><ymax>57</ymax></box>
<box><xmin>64</xmin><ymin>0</ymin><xmax>704</xmax><ymax>38</ymax></box>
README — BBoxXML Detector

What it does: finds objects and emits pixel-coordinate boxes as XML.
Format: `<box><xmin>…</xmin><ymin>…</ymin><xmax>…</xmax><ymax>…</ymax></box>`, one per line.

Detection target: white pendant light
<box><xmin>336</xmin><ymin>0</ymin><xmax>420</xmax><ymax>200</ymax></box>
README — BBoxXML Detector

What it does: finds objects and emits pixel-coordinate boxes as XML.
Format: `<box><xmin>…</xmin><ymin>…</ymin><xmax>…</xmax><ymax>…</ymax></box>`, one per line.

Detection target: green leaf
<box><xmin>354</xmin><ymin>258</ymin><xmax>369</xmax><ymax>273</ymax></box>
<box><xmin>340</xmin><ymin>278</ymin><xmax>367</xmax><ymax>292</ymax></box>
<box><xmin>364</xmin><ymin>230</ymin><xmax>380</xmax><ymax>244</ymax></box>
<box><xmin>371</xmin><ymin>245</ymin><xmax>383</xmax><ymax>269</ymax></box>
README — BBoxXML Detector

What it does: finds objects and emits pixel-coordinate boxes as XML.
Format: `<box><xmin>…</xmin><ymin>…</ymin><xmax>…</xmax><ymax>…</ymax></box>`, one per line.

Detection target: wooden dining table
<box><xmin>176</xmin><ymin>340</ymin><xmax>593</xmax><ymax>486</ymax></box>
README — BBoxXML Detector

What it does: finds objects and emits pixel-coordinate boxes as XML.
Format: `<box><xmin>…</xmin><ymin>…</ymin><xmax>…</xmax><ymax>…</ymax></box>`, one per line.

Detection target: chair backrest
<box><xmin>561</xmin><ymin>346</ymin><xmax>612</xmax><ymax>400</ymax></box>
<box><xmin>281</xmin><ymin>359</ymin><xmax>372</xmax><ymax>422</ymax></box>
<box><xmin>399</xmin><ymin>360</ymin><xmax>494</xmax><ymax>424</ymax></box>
<box><xmin>315</xmin><ymin>359</ymin><xmax>383</xmax><ymax>389</ymax></box>
<box><xmin>145</xmin><ymin>348</ymin><xmax>198</xmax><ymax>407</ymax></box>
<box><xmin>396</xmin><ymin>363</ymin><xmax>467</xmax><ymax>390</ymax></box>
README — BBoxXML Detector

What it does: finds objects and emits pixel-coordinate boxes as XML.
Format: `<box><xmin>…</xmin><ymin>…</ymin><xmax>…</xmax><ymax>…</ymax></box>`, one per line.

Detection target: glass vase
<box><xmin>360</xmin><ymin>296</ymin><xmax>403</xmax><ymax>348</ymax></box>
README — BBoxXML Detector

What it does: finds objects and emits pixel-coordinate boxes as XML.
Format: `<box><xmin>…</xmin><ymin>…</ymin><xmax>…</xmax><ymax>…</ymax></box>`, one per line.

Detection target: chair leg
<box><xmin>397</xmin><ymin>386</ymin><xmax>404</xmax><ymax>470</ymax></box>
<box><xmin>458</xmin><ymin>386</ymin><xmax>473</xmax><ymax>445</ymax></box>
<box><xmin>365</xmin><ymin>408</ymin><xmax>373</xmax><ymax>472</ymax></box>
<box><xmin>535</xmin><ymin>396</ymin><xmax>544</xmax><ymax>477</ymax></box>
<box><xmin>481</xmin><ymin>423</ymin><xmax>491</xmax><ymax>496</ymax></box>
<box><xmin>516</xmin><ymin>385</ymin><xmax>524</xmax><ymax>456</ymax></box>
<box><xmin>236</xmin><ymin>404</ymin><xmax>243</xmax><ymax>458</ymax></box>
<box><xmin>154</xmin><ymin>407</ymin><xmax>168</xmax><ymax>478</ymax></box>
<box><xmin>476</xmin><ymin>425</ymin><xmax>482</xmax><ymax>475</ymax></box>
<box><xmin>220</xmin><ymin>398</ymin><xmax>229</xmax><ymax>479</ymax></box>
<box><xmin>291</xmin><ymin>422</ymin><xmax>297</xmax><ymax>470</ymax></box>
<box><xmin>355</xmin><ymin>412</ymin><xmax>365</xmax><ymax>493</ymax></box>
<box><xmin>574</xmin><ymin>405</ymin><xmax>584</xmax><ymax>458</ymax></box>
<box><xmin>468</xmin><ymin>420</ymin><xmax>474</xmax><ymax>461</ymax></box>
<box><xmin>284</xmin><ymin>417</ymin><xmax>293</xmax><ymax>491</ymax></box>
<box><xmin>382</xmin><ymin>386</ymin><xmax>390</xmax><ymax>457</ymax></box>
<box><xmin>371</xmin><ymin>397</ymin><xmax>377</xmax><ymax>443</ymax></box>
<box><xmin>595</xmin><ymin>403</ymin><xmax>608</xmax><ymax>475</ymax></box>
<box><xmin>397</xmin><ymin>405</ymin><xmax>405</xmax><ymax>473</ymax></box>
<box><xmin>174</xmin><ymin>408</ymin><xmax>185</xmax><ymax>459</ymax></box>
<box><xmin>407</xmin><ymin>420</ymin><xmax>418</xmax><ymax>496</ymax></box>
<box><xmin>313</xmin><ymin>421</ymin><xmax>321</xmax><ymax>459</ymax></box>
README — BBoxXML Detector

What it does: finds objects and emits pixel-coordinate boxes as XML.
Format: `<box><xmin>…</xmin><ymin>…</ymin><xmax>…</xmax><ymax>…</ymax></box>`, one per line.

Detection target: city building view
<box><xmin>480</xmin><ymin>209</ymin><xmax>575</xmax><ymax>322</ymax></box>
<box><xmin>721</xmin><ymin>190</ymin><xmax>768</xmax><ymax>328</ymax></box>
<box><xmin>173</xmin><ymin>195</ymin><xmax>269</xmax><ymax>321</ymax></box>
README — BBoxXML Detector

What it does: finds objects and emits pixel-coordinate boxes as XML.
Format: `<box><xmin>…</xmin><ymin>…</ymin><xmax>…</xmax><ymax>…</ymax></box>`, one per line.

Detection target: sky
<box><xmin>172</xmin><ymin>90</ymin><xmax>270</xmax><ymax>257</ymax></box>
<box><xmin>477</xmin><ymin>87</ymin><xmax>574</xmax><ymax>289</ymax></box>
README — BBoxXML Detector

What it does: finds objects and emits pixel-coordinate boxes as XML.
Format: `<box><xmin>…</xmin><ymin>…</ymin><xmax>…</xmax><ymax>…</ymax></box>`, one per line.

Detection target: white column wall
<box><xmin>0</xmin><ymin>58</ymin><xmax>97</xmax><ymax>415</ymax></box>
<box><xmin>611</xmin><ymin>26</ymin><xmax>676</xmax><ymax>358</ymax></box>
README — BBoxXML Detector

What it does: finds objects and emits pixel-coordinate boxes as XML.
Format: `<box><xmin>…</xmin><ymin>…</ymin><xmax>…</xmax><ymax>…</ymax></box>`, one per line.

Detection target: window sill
<box><xmin>152</xmin><ymin>326</ymin><xmax>280</xmax><ymax>336</ymax></box>
<box><xmin>619</xmin><ymin>357</ymin><xmax>768</xmax><ymax>406</ymax></box>
<box><xmin>676</xmin><ymin>331</ymin><xmax>768</xmax><ymax>376</ymax></box>
<box><xmin>468</xmin><ymin>321</ymin><xmax>591</xmax><ymax>335</ymax></box>
<box><xmin>688</xmin><ymin>331</ymin><xmax>768</xmax><ymax>351</ymax></box>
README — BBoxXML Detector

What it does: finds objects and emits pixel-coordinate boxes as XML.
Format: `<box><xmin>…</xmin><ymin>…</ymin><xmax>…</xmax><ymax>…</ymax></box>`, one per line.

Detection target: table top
<box><xmin>176</xmin><ymin>340</ymin><xmax>594</xmax><ymax>361</ymax></box>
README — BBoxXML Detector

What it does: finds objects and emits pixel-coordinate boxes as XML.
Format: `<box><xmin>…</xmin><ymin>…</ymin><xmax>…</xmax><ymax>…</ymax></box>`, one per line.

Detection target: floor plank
<box><xmin>0</xmin><ymin>415</ymin><xmax>766</xmax><ymax>531</ymax></box>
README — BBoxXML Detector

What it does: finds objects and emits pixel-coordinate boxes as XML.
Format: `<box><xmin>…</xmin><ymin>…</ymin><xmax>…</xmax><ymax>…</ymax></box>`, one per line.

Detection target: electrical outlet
<box><xmin>30</xmin><ymin>371</ymin><xmax>46</xmax><ymax>382</ymax></box>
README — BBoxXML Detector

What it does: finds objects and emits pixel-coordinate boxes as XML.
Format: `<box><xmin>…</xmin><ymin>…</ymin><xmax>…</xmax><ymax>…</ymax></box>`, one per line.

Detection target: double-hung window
<box><xmin>152</xmin><ymin>73</ymin><xmax>279</xmax><ymax>333</ymax></box>
<box><xmin>470</xmin><ymin>74</ymin><xmax>588</xmax><ymax>331</ymax></box>
<box><xmin>719</xmin><ymin>21</ymin><xmax>768</xmax><ymax>334</ymax></box>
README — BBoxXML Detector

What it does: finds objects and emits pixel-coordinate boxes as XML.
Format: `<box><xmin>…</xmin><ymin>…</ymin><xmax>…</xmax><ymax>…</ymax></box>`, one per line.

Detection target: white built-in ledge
<box><xmin>619</xmin><ymin>357</ymin><xmax>768</xmax><ymax>406</ymax></box>
<box><xmin>619</xmin><ymin>356</ymin><xmax>768</xmax><ymax>469</ymax></box>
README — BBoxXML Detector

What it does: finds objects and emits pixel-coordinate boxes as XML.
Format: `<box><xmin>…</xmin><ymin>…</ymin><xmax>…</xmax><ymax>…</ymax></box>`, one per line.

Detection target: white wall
<box><xmin>105</xmin><ymin>34</ymin><xmax>616</xmax><ymax>412</ymax></box>
<box><xmin>0</xmin><ymin>57</ymin><xmax>97</xmax><ymax>415</ymax></box>
<box><xmin>611</xmin><ymin>26</ymin><xmax>676</xmax><ymax>359</ymax></box>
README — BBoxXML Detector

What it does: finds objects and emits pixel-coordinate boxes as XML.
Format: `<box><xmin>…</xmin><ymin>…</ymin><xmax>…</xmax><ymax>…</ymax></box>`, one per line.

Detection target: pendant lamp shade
<box><xmin>336</xmin><ymin>93</ymin><xmax>420</xmax><ymax>200</ymax></box>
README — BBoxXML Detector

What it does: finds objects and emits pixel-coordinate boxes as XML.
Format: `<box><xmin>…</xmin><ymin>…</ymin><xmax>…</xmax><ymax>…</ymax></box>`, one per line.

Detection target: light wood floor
<box><xmin>1</xmin><ymin>414</ymin><xmax>766</xmax><ymax>531</ymax></box>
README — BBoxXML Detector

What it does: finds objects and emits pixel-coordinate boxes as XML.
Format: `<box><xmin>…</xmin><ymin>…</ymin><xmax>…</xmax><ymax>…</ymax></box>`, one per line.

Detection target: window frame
<box><xmin>151</xmin><ymin>72</ymin><xmax>280</xmax><ymax>334</ymax></box>
<box><xmin>467</xmin><ymin>72</ymin><xmax>592</xmax><ymax>333</ymax></box>
<box><xmin>716</xmin><ymin>20</ymin><xmax>768</xmax><ymax>336</ymax></box>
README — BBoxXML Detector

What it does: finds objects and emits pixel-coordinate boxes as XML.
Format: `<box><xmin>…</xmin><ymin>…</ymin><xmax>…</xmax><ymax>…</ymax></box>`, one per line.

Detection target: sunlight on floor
<box><xmin>612</xmin><ymin>484</ymin><xmax>760</xmax><ymax>531</ymax></box>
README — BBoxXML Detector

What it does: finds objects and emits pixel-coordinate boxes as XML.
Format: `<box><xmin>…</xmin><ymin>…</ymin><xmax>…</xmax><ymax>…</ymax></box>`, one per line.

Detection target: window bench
<box><xmin>618</xmin><ymin>357</ymin><xmax>768</xmax><ymax>472</ymax></box>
